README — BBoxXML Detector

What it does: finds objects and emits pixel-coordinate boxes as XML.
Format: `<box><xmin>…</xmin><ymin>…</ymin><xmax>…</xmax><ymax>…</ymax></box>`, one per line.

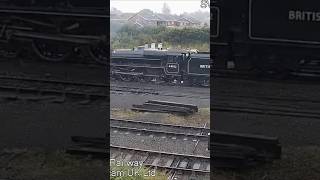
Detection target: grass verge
<box><xmin>111</xmin><ymin>108</ymin><xmax>210</xmax><ymax>127</ymax></box>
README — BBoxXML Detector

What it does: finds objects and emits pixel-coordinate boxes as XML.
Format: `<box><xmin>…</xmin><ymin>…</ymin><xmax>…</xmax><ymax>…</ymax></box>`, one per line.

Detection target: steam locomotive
<box><xmin>0</xmin><ymin>0</ymin><xmax>108</xmax><ymax>63</ymax></box>
<box><xmin>212</xmin><ymin>0</ymin><xmax>320</xmax><ymax>74</ymax></box>
<box><xmin>111</xmin><ymin>49</ymin><xmax>210</xmax><ymax>87</ymax></box>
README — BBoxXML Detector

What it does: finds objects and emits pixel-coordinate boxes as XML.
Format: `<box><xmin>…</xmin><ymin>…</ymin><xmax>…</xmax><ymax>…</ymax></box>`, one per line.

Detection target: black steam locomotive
<box><xmin>0</xmin><ymin>0</ymin><xmax>108</xmax><ymax>63</ymax></box>
<box><xmin>212</xmin><ymin>0</ymin><xmax>320</xmax><ymax>74</ymax></box>
<box><xmin>111</xmin><ymin>49</ymin><xmax>210</xmax><ymax>87</ymax></box>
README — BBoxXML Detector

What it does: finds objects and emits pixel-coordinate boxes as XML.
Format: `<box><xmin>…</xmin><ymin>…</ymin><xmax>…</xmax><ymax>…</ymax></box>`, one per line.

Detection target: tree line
<box><xmin>111</xmin><ymin>25</ymin><xmax>210</xmax><ymax>52</ymax></box>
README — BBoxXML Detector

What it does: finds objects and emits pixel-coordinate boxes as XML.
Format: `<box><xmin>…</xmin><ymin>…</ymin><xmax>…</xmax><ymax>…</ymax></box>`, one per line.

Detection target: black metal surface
<box><xmin>111</xmin><ymin>51</ymin><xmax>210</xmax><ymax>86</ymax></box>
<box><xmin>212</xmin><ymin>0</ymin><xmax>320</xmax><ymax>74</ymax></box>
<box><xmin>250</xmin><ymin>0</ymin><xmax>320</xmax><ymax>43</ymax></box>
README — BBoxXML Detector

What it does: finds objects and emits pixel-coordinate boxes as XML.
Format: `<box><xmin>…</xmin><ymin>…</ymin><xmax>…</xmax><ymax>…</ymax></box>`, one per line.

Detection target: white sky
<box><xmin>111</xmin><ymin>0</ymin><xmax>209</xmax><ymax>15</ymax></box>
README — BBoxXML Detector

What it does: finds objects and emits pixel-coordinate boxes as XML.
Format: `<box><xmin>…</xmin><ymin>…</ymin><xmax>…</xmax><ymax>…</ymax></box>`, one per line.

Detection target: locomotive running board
<box><xmin>11</xmin><ymin>31</ymin><xmax>103</xmax><ymax>44</ymax></box>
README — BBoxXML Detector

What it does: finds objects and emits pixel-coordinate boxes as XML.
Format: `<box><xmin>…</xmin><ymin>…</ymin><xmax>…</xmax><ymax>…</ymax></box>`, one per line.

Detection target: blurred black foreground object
<box><xmin>210</xmin><ymin>130</ymin><xmax>281</xmax><ymax>169</ymax></box>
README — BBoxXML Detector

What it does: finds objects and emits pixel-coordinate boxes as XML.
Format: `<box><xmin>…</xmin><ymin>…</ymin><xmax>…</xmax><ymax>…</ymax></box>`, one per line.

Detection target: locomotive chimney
<box><xmin>151</xmin><ymin>43</ymin><xmax>156</xmax><ymax>49</ymax></box>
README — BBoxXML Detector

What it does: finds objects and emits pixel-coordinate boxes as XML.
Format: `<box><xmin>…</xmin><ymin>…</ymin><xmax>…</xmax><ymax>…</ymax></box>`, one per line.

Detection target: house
<box><xmin>155</xmin><ymin>14</ymin><xmax>180</xmax><ymax>27</ymax></box>
<box><xmin>127</xmin><ymin>9</ymin><xmax>202</xmax><ymax>28</ymax></box>
<box><xmin>127</xmin><ymin>9</ymin><xmax>162</xmax><ymax>27</ymax></box>
<box><xmin>178</xmin><ymin>16</ymin><xmax>202</xmax><ymax>27</ymax></box>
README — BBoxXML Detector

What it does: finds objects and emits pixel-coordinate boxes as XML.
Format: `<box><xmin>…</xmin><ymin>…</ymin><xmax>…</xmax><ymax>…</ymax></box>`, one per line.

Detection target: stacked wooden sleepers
<box><xmin>131</xmin><ymin>100</ymin><xmax>198</xmax><ymax>115</ymax></box>
<box><xmin>210</xmin><ymin>130</ymin><xmax>281</xmax><ymax>168</ymax></box>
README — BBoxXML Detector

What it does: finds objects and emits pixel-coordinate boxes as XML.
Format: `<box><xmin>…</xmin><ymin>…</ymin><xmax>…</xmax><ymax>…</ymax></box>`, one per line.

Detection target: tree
<box><xmin>162</xmin><ymin>3</ymin><xmax>171</xmax><ymax>14</ymax></box>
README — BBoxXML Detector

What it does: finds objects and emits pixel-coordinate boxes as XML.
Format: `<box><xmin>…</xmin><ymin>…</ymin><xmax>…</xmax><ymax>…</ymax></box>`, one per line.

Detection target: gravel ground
<box><xmin>0</xmin><ymin>149</ymin><xmax>106</xmax><ymax>180</ymax></box>
<box><xmin>214</xmin><ymin>112</ymin><xmax>320</xmax><ymax>146</ymax></box>
<box><xmin>213</xmin><ymin>77</ymin><xmax>320</xmax><ymax>101</ymax></box>
<box><xmin>110</xmin><ymin>81</ymin><xmax>210</xmax><ymax>109</ymax></box>
<box><xmin>0</xmin><ymin>100</ymin><xmax>107</xmax><ymax>149</ymax></box>
<box><xmin>213</xmin><ymin>77</ymin><xmax>320</xmax><ymax>179</ymax></box>
<box><xmin>213</xmin><ymin>78</ymin><xmax>320</xmax><ymax>146</ymax></box>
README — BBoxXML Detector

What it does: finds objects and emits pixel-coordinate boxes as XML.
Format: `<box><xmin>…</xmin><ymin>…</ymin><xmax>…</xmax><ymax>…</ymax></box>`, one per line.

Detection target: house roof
<box><xmin>128</xmin><ymin>9</ymin><xmax>160</xmax><ymax>21</ymax></box>
<box><xmin>178</xmin><ymin>16</ymin><xmax>201</xmax><ymax>24</ymax></box>
<box><xmin>128</xmin><ymin>9</ymin><xmax>180</xmax><ymax>22</ymax></box>
<box><xmin>155</xmin><ymin>13</ymin><xmax>179</xmax><ymax>21</ymax></box>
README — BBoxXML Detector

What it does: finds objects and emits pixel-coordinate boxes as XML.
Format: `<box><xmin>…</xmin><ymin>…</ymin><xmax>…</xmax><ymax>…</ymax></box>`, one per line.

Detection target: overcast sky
<box><xmin>111</xmin><ymin>0</ymin><xmax>210</xmax><ymax>15</ymax></box>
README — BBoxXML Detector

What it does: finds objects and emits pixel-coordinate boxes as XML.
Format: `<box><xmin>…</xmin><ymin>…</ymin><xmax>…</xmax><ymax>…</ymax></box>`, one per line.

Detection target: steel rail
<box><xmin>110</xmin><ymin>118</ymin><xmax>210</xmax><ymax>135</ymax></box>
<box><xmin>0</xmin><ymin>74</ymin><xmax>107</xmax><ymax>87</ymax></box>
<box><xmin>212</xmin><ymin>104</ymin><xmax>320</xmax><ymax>119</ymax></box>
<box><xmin>213</xmin><ymin>69</ymin><xmax>320</xmax><ymax>83</ymax></box>
<box><xmin>0</xmin><ymin>75</ymin><xmax>109</xmax><ymax>99</ymax></box>
<box><xmin>110</xmin><ymin>125</ymin><xmax>209</xmax><ymax>142</ymax></box>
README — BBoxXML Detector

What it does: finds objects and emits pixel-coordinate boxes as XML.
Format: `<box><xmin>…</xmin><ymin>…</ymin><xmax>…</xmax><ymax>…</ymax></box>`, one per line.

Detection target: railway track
<box><xmin>110</xmin><ymin>118</ymin><xmax>210</xmax><ymax>136</ymax></box>
<box><xmin>66</xmin><ymin>136</ymin><xmax>210</xmax><ymax>179</ymax></box>
<box><xmin>212</xmin><ymin>76</ymin><xmax>320</xmax><ymax>119</ymax></box>
<box><xmin>212</xmin><ymin>92</ymin><xmax>320</xmax><ymax>119</ymax></box>
<box><xmin>110</xmin><ymin>118</ymin><xmax>209</xmax><ymax>158</ymax></box>
<box><xmin>110</xmin><ymin>82</ymin><xmax>209</xmax><ymax>99</ymax></box>
<box><xmin>110</xmin><ymin>118</ymin><xmax>209</xmax><ymax>142</ymax></box>
<box><xmin>0</xmin><ymin>74</ymin><xmax>108</xmax><ymax>100</ymax></box>
<box><xmin>110</xmin><ymin>145</ymin><xmax>210</xmax><ymax>177</ymax></box>
<box><xmin>0</xmin><ymin>74</ymin><xmax>207</xmax><ymax>100</ymax></box>
<box><xmin>69</xmin><ymin>119</ymin><xmax>210</xmax><ymax>179</ymax></box>
<box><xmin>212</xmin><ymin>91</ymin><xmax>320</xmax><ymax>104</ymax></box>
<box><xmin>214</xmin><ymin>67</ymin><xmax>320</xmax><ymax>83</ymax></box>
<box><xmin>110</xmin><ymin>85</ymin><xmax>159</xmax><ymax>95</ymax></box>
<box><xmin>0</xmin><ymin>56</ymin><xmax>107</xmax><ymax>85</ymax></box>
<box><xmin>212</xmin><ymin>103</ymin><xmax>320</xmax><ymax>119</ymax></box>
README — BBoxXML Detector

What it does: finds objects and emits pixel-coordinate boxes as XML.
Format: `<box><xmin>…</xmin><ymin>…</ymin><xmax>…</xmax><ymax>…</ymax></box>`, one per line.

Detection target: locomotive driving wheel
<box><xmin>32</xmin><ymin>40</ymin><xmax>72</xmax><ymax>62</ymax></box>
<box><xmin>87</xmin><ymin>42</ymin><xmax>108</xmax><ymax>64</ymax></box>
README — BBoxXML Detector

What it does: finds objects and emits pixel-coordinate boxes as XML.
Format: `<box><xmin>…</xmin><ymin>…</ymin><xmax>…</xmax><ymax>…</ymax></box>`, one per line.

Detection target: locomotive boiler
<box><xmin>111</xmin><ymin>49</ymin><xmax>210</xmax><ymax>87</ymax></box>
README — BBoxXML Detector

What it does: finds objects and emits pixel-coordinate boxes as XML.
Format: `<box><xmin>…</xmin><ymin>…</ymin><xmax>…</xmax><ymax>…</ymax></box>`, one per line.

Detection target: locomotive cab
<box><xmin>164</xmin><ymin>53</ymin><xmax>184</xmax><ymax>75</ymax></box>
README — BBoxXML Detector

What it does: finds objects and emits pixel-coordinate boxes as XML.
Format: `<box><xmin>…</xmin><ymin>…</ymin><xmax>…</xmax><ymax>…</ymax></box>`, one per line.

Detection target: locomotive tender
<box><xmin>0</xmin><ymin>0</ymin><xmax>108</xmax><ymax>63</ymax></box>
<box><xmin>111</xmin><ymin>49</ymin><xmax>210</xmax><ymax>86</ymax></box>
<box><xmin>212</xmin><ymin>0</ymin><xmax>320</xmax><ymax>73</ymax></box>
